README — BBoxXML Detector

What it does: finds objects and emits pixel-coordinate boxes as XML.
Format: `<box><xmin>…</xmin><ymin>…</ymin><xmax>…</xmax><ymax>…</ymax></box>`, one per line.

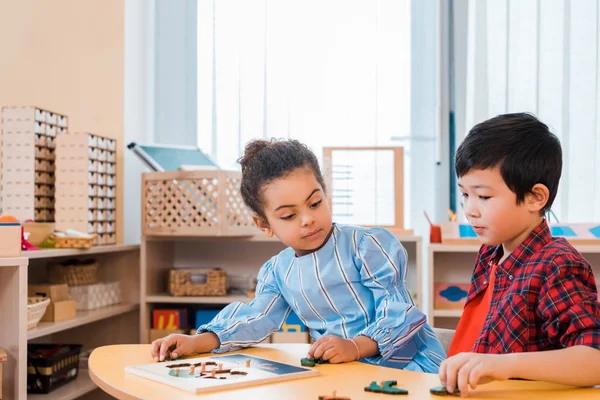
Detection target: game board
<box><xmin>125</xmin><ymin>354</ymin><xmax>319</xmax><ymax>394</ymax></box>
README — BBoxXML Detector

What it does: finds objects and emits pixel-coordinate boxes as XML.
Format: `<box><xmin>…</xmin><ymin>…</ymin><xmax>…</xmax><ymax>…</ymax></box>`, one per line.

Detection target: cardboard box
<box><xmin>23</xmin><ymin>222</ymin><xmax>54</xmax><ymax>245</ymax></box>
<box><xmin>28</xmin><ymin>284</ymin><xmax>77</xmax><ymax>322</ymax></box>
<box><xmin>0</xmin><ymin>222</ymin><xmax>21</xmax><ymax>257</ymax></box>
<box><xmin>270</xmin><ymin>331</ymin><xmax>308</xmax><ymax>344</ymax></box>
<box><xmin>149</xmin><ymin>329</ymin><xmax>185</xmax><ymax>343</ymax></box>
<box><xmin>39</xmin><ymin>299</ymin><xmax>77</xmax><ymax>322</ymax></box>
<box><xmin>28</xmin><ymin>283</ymin><xmax>69</xmax><ymax>302</ymax></box>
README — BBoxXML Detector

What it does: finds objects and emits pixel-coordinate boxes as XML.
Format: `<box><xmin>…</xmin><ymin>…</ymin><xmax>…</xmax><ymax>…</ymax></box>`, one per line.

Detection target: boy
<box><xmin>440</xmin><ymin>113</ymin><xmax>600</xmax><ymax>396</ymax></box>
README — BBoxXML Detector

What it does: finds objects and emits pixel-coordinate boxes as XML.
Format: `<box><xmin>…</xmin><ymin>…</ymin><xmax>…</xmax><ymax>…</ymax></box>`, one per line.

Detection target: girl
<box><xmin>151</xmin><ymin>139</ymin><xmax>446</xmax><ymax>372</ymax></box>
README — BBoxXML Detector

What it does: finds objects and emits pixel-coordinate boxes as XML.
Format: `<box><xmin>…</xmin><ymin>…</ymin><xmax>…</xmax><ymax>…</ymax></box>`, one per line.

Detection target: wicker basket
<box><xmin>52</xmin><ymin>234</ymin><xmax>96</xmax><ymax>249</ymax></box>
<box><xmin>47</xmin><ymin>259</ymin><xmax>98</xmax><ymax>286</ymax></box>
<box><xmin>168</xmin><ymin>269</ymin><xmax>227</xmax><ymax>296</ymax></box>
<box><xmin>27</xmin><ymin>297</ymin><xmax>51</xmax><ymax>330</ymax></box>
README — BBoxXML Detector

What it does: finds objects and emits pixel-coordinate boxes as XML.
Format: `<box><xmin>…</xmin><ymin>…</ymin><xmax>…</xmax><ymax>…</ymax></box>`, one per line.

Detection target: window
<box><xmin>197</xmin><ymin>0</ymin><xmax>416</xmax><ymax>227</ymax></box>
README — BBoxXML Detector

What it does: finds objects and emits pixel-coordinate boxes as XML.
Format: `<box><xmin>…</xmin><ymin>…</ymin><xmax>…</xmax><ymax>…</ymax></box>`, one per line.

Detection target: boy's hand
<box><xmin>150</xmin><ymin>332</ymin><xmax>220</xmax><ymax>362</ymax></box>
<box><xmin>439</xmin><ymin>352</ymin><xmax>514</xmax><ymax>396</ymax></box>
<box><xmin>307</xmin><ymin>335</ymin><xmax>358</xmax><ymax>363</ymax></box>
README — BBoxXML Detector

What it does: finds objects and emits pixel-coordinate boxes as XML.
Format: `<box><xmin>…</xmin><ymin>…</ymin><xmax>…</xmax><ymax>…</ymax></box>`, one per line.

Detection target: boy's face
<box><xmin>458</xmin><ymin>167</ymin><xmax>545</xmax><ymax>254</ymax></box>
<box><xmin>254</xmin><ymin>168</ymin><xmax>333</xmax><ymax>256</ymax></box>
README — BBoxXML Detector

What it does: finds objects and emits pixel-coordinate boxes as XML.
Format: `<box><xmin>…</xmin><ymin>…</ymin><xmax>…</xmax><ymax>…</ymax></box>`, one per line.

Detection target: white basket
<box><xmin>68</xmin><ymin>282</ymin><xmax>121</xmax><ymax>310</ymax></box>
<box><xmin>27</xmin><ymin>297</ymin><xmax>51</xmax><ymax>330</ymax></box>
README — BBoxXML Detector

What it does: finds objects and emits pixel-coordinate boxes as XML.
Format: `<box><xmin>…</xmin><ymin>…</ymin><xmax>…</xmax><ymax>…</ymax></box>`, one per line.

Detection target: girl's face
<box><xmin>254</xmin><ymin>167</ymin><xmax>333</xmax><ymax>256</ymax></box>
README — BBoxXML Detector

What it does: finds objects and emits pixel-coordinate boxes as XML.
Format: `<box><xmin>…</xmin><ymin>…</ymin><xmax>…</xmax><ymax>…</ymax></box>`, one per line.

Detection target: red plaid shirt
<box><xmin>468</xmin><ymin>219</ymin><xmax>600</xmax><ymax>353</ymax></box>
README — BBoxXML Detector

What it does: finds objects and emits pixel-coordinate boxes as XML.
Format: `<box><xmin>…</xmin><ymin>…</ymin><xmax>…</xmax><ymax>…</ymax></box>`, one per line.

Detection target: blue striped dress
<box><xmin>198</xmin><ymin>223</ymin><xmax>446</xmax><ymax>372</ymax></box>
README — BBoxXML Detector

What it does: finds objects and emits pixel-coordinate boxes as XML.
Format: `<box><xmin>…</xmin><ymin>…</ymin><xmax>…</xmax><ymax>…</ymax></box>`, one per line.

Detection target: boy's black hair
<box><xmin>238</xmin><ymin>138</ymin><xmax>326</xmax><ymax>219</ymax></box>
<box><xmin>455</xmin><ymin>113</ymin><xmax>562</xmax><ymax>214</ymax></box>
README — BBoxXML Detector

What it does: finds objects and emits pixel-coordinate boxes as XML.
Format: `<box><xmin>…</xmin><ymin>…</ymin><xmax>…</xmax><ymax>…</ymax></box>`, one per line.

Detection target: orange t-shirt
<box><xmin>447</xmin><ymin>263</ymin><xmax>497</xmax><ymax>357</ymax></box>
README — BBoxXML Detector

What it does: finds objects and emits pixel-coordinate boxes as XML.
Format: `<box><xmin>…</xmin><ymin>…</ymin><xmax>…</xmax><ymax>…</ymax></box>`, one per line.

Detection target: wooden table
<box><xmin>89</xmin><ymin>344</ymin><xmax>600</xmax><ymax>399</ymax></box>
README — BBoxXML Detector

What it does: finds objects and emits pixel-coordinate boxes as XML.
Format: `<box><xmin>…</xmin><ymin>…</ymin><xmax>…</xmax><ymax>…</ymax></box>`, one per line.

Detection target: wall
<box><xmin>0</xmin><ymin>0</ymin><xmax>124</xmax><ymax>242</ymax></box>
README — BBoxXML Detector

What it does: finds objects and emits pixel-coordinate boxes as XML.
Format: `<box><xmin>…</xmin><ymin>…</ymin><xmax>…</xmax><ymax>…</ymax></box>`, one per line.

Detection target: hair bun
<box><xmin>239</xmin><ymin>139</ymin><xmax>270</xmax><ymax>170</ymax></box>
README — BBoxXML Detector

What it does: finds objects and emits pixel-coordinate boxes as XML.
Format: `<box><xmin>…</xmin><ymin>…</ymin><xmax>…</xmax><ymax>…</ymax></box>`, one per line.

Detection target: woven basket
<box><xmin>27</xmin><ymin>297</ymin><xmax>51</xmax><ymax>330</ymax></box>
<box><xmin>168</xmin><ymin>269</ymin><xmax>227</xmax><ymax>296</ymax></box>
<box><xmin>47</xmin><ymin>260</ymin><xmax>98</xmax><ymax>286</ymax></box>
<box><xmin>52</xmin><ymin>234</ymin><xmax>96</xmax><ymax>249</ymax></box>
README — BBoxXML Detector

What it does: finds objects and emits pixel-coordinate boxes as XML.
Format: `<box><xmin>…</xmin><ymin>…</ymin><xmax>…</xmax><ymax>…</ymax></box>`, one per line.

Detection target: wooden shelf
<box><xmin>0</xmin><ymin>256</ymin><xmax>28</xmax><ymax>267</ymax></box>
<box><xmin>28</xmin><ymin>371</ymin><xmax>96</xmax><ymax>400</ymax></box>
<box><xmin>28</xmin><ymin>303</ymin><xmax>139</xmax><ymax>339</ymax></box>
<box><xmin>144</xmin><ymin>234</ymin><xmax>280</xmax><ymax>242</ymax></box>
<box><xmin>429</xmin><ymin>243</ymin><xmax>600</xmax><ymax>254</ymax></box>
<box><xmin>429</xmin><ymin>244</ymin><xmax>481</xmax><ymax>253</ymax></box>
<box><xmin>145</xmin><ymin>293</ymin><xmax>251</xmax><ymax>305</ymax></box>
<box><xmin>433</xmin><ymin>309</ymin><xmax>463</xmax><ymax>317</ymax></box>
<box><xmin>144</xmin><ymin>233</ymin><xmax>421</xmax><ymax>244</ymax></box>
<box><xmin>23</xmin><ymin>244</ymin><xmax>139</xmax><ymax>260</ymax></box>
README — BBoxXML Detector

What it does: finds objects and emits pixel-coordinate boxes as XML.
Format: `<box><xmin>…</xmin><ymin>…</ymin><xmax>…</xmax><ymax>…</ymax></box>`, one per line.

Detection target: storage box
<box><xmin>23</xmin><ymin>223</ymin><xmax>54</xmax><ymax>246</ymax></box>
<box><xmin>0</xmin><ymin>222</ymin><xmax>21</xmax><ymax>257</ymax></box>
<box><xmin>168</xmin><ymin>269</ymin><xmax>227</xmax><ymax>297</ymax></box>
<box><xmin>142</xmin><ymin>170</ymin><xmax>258</xmax><ymax>236</ymax></box>
<box><xmin>68</xmin><ymin>281</ymin><xmax>121</xmax><ymax>310</ymax></box>
<box><xmin>28</xmin><ymin>284</ymin><xmax>77</xmax><ymax>322</ymax></box>
<box><xmin>47</xmin><ymin>259</ymin><xmax>98</xmax><ymax>286</ymax></box>
<box><xmin>39</xmin><ymin>300</ymin><xmax>77</xmax><ymax>322</ymax></box>
<box><xmin>27</xmin><ymin>344</ymin><xmax>82</xmax><ymax>394</ymax></box>
<box><xmin>278</xmin><ymin>311</ymin><xmax>306</xmax><ymax>332</ymax></box>
<box><xmin>434</xmin><ymin>282</ymin><xmax>471</xmax><ymax>310</ymax></box>
<box><xmin>195</xmin><ymin>309</ymin><xmax>221</xmax><ymax>328</ymax></box>
<box><xmin>153</xmin><ymin>309</ymin><xmax>187</xmax><ymax>329</ymax></box>
<box><xmin>28</xmin><ymin>283</ymin><xmax>69</xmax><ymax>302</ymax></box>
<box><xmin>149</xmin><ymin>329</ymin><xmax>185</xmax><ymax>343</ymax></box>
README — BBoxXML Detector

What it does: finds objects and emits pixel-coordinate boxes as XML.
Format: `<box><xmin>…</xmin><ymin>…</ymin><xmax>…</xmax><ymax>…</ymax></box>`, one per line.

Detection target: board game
<box><xmin>125</xmin><ymin>354</ymin><xmax>320</xmax><ymax>394</ymax></box>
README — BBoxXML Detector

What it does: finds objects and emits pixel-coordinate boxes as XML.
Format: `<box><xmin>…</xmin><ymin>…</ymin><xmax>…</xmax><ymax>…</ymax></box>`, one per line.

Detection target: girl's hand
<box><xmin>150</xmin><ymin>332</ymin><xmax>220</xmax><ymax>362</ymax></box>
<box><xmin>307</xmin><ymin>335</ymin><xmax>359</xmax><ymax>363</ymax></box>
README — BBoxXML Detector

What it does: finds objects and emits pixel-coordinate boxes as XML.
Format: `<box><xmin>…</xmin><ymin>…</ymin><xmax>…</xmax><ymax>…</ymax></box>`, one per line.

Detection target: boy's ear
<box><xmin>527</xmin><ymin>183</ymin><xmax>550</xmax><ymax>212</ymax></box>
<box><xmin>252</xmin><ymin>215</ymin><xmax>274</xmax><ymax>237</ymax></box>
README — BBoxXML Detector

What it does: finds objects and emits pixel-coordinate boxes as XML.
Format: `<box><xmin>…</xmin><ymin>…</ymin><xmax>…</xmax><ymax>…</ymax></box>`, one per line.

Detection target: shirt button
<box><xmin>508</xmin><ymin>275</ymin><xmax>513</xmax><ymax>280</ymax></box>
<box><xmin>483</xmin><ymin>280</ymin><xmax>488</xmax><ymax>285</ymax></box>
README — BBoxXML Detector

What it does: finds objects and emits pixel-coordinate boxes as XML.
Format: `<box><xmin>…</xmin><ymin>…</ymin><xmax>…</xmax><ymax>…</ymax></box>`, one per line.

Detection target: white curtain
<box><xmin>197</xmin><ymin>0</ymin><xmax>417</xmax><ymax>227</ymax></box>
<box><xmin>458</xmin><ymin>0</ymin><xmax>600</xmax><ymax>223</ymax></box>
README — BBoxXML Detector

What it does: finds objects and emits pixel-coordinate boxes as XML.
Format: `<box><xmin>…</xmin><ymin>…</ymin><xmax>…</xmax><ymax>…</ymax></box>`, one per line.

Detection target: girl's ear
<box><xmin>527</xmin><ymin>183</ymin><xmax>550</xmax><ymax>213</ymax></box>
<box><xmin>253</xmin><ymin>215</ymin><xmax>274</xmax><ymax>237</ymax></box>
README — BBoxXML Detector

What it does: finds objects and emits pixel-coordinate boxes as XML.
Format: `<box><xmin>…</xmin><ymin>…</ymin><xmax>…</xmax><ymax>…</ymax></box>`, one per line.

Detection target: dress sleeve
<box><xmin>198</xmin><ymin>257</ymin><xmax>291</xmax><ymax>353</ymax></box>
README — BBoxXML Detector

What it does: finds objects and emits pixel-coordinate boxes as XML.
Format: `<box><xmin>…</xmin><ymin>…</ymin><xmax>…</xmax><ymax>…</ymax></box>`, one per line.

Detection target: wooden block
<box><xmin>0</xmin><ymin>223</ymin><xmax>21</xmax><ymax>257</ymax></box>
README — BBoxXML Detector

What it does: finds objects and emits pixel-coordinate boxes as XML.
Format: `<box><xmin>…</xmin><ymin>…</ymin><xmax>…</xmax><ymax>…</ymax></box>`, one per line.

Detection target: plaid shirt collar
<box><xmin>467</xmin><ymin>219</ymin><xmax>551</xmax><ymax>302</ymax></box>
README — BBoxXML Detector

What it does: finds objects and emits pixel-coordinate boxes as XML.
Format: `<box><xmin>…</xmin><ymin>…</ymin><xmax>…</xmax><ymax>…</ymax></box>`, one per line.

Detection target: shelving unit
<box><xmin>55</xmin><ymin>132</ymin><xmax>117</xmax><ymax>245</ymax></box>
<box><xmin>1</xmin><ymin>106</ymin><xmax>68</xmax><ymax>222</ymax></box>
<box><xmin>140</xmin><ymin>233</ymin><xmax>423</xmax><ymax>344</ymax></box>
<box><xmin>28</xmin><ymin>373</ymin><xmax>96</xmax><ymax>400</ymax></box>
<box><xmin>428</xmin><ymin>243</ymin><xmax>600</xmax><ymax>329</ymax></box>
<box><xmin>0</xmin><ymin>244</ymin><xmax>140</xmax><ymax>399</ymax></box>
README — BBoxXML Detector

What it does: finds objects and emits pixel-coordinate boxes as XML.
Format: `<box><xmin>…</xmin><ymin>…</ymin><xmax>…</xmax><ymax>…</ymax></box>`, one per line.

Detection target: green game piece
<box><xmin>382</xmin><ymin>380</ymin><xmax>408</xmax><ymax>395</ymax></box>
<box><xmin>301</xmin><ymin>357</ymin><xmax>316</xmax><ymax>367</ymax></box>
<box><xmin>315</xmin><ymin>357</ymin><xmax>329</xmax><ymax>364</ymax></box>
<box><xmin>364</xmin><ymin>381</ymin><xmax>382</xmax><ymax>393</ymax></box>
<box><xmin>164</xmin><ymin>344</ymin><xmax>182</xmax><ymax>362</ymax></box>
<box><xmin>429</xmin><ymin>386</ymin><xmax>460</xmax><ymax>396</ymax></box>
